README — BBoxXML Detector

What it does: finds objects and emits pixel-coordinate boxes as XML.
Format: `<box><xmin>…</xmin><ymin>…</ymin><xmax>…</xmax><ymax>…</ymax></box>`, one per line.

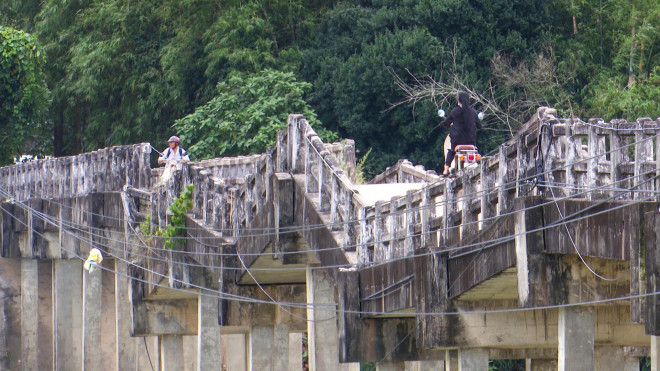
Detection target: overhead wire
<box><xmin>1</xmin><ymin>174</ymin><xmax>657</xmax><ymax>316</ymax></box>
<box><xmin>1</xmin><ymin>119</ymin><xmax>660</xmax><ymax>316</ymax></box>
<box><xmin>1</xmin><ymin>164</ymin><xmax>659</xmax><ymax>276</ymax></box>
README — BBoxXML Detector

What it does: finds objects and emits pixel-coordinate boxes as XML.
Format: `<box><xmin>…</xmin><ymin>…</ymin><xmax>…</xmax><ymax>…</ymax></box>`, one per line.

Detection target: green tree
<box><xmin>301</xmin><ymin>1</ymin><xmax>550</xmax><ymax>174</ymax></box>
<box><xmin>0</xmin><ymin>25</ymin><xmax>49</xmax><ymax>164</ymax></box>
<box><xmin>174</xmin><ymin>69</ymin><xmax>336</xmax><ymax>159</ymax></box>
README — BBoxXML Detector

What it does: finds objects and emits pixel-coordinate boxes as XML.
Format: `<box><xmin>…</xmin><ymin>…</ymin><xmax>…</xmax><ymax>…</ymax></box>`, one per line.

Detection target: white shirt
<box><xmin>159</xmin><ymin>146</ymin><xmax>190</xmax><ymax>170</ymax></box>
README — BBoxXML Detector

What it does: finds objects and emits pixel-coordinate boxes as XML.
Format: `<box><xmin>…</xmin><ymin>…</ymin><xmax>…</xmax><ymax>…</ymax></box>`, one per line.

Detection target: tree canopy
<box><xmin>0</xmin><ymin>25</ymin><xmax>49</xmax><ymax>164</ymax></box>
<box><xmin>0</xmin><ymin>0</ymin><xmax>658</xmax><ymax>174</ymax></box>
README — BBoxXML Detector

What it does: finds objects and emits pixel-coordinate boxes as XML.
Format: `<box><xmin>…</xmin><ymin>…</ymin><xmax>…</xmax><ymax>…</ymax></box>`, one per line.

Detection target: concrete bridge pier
<box><xmin>306</xmin><ymin>268</ymin><xmax>341</xmax><ymax>371</ymax></box>
<box><xmin>404</xmin><ymin>360</ymin><xmax>446</xmax><ymax>371</ymax></box>
<box><xmin>197</xmin><ymin>290</ymin><xmax>222</xmax><ymax>370</ymax></box>
<box><xmin>160</xmin><ymin>334</ymin><xmax>184</xmax><ymax>370</ymax></box>
<box><xmin>558</xmin><ymin>306</ymin><xmax>594</xmax><ymax>371</ymax></box>
<box><xmin>247</xmin><ymin>324</ymin><xmax>290</xmax><ymax>370</ymax></box>
<box><xmin>20</xmin><ymin>259</ymin><xmax>39</xmax><ymax>370</ymax></box>
<box><xmin>459</xmin><ymin>348</ymin><xmax>489</xmax><ymax>370</ymax></box>
<box><xmin>53</xmin><ymin>259</ymin><xmax>83</xmax><ymax>370</ymax></box>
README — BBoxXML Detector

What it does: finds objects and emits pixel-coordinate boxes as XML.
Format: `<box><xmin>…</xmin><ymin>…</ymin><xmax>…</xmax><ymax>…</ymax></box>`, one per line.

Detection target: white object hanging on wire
<box><xmin>84</xmin><ymin>248</ymin><xmax>104</xmax><ymax>274</ymax></box>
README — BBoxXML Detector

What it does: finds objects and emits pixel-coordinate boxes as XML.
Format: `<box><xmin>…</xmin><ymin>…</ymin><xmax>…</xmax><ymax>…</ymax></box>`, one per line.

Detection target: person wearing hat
<box><xmin>158</xmin><ymin>136</ymin><xmax>190</xmax><ymax>170</ymax></box>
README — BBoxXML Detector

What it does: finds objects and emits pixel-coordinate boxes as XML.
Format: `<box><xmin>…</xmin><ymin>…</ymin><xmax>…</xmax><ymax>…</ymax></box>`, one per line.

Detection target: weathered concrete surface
<box><xmin>83</xmin><ymin>264</ymin><xmax>103</xmax><ymax>370</ymax></box>
<box><xmin>558</xmin><ymin>307</ymin><xmax>594</xmax><ymax>371</ymax></box>
<box><xmin>21</xmin><ymin>259</ymin><xmax>38</xmax><ymax>370</ymax></box>
<box><xmin>458</xmin><ymin>348</ymin><xmax>489</xmax><ymax>370</ymax></box>
<box><xmin>53</xmin><ymin>259</ymin><xmax>83</xmax><ymax>371</ymax></box>
<box><xmin>198</xmin><ymin>291</ymin><xmax>222</xmax><ymax>370</ymax></box>
<box><xmin>160</xmin><ymin>334</ymin><xmax>184</xmax><ymax>371</ymax></box>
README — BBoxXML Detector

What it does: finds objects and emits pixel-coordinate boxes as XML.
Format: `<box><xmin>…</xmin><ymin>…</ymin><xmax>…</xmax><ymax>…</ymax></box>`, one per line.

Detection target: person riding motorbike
<box><xmin>158</xmin><ymin>136</ymin><xmax>190</xmax><ymax>170</ymax></box>
<box><xmin>435</xmin><ymin>91</ymin><xmax>482</xmax><ymax>176</ymax></box>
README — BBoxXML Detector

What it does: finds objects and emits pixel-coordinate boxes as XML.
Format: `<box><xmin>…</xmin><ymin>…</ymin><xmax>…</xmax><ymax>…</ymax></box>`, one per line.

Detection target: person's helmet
<box><xmin>168</xmin><ymin>136</ymin><xmax>180</xmax><ymax>143</ymax></box>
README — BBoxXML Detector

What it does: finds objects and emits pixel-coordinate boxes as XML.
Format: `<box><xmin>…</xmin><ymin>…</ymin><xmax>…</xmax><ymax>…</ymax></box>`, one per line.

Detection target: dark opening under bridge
<box><xmin>2</xmin><ymin>107</ymin><xmax>660</xmax><ymax>370</ymax></box>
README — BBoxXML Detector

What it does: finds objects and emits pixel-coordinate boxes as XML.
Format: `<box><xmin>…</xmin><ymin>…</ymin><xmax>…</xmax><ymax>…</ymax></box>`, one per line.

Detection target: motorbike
<box><xmin>438</xmin><ymin>108</ymin><xmax>483</xmax><ymax>174</ymax></box>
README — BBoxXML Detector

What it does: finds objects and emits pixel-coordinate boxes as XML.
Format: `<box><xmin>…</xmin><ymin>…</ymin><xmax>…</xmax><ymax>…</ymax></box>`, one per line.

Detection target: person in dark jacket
<box><xmin>436</xmin><ymin>91</ymin><xmax>482</xmax><ymax>175</ymax></box>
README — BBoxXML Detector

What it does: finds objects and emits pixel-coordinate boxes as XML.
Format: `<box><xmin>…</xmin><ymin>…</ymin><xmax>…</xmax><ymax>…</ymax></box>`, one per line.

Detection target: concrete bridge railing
<box><xmin>352</xmin><ymin>108</ymin><xmax>660</xmax><ymax>266</ymax></box>
<box><xmin>0</xmin><ymin>143</ymin><xmax>151</xmax><ymax>201</ymax></box>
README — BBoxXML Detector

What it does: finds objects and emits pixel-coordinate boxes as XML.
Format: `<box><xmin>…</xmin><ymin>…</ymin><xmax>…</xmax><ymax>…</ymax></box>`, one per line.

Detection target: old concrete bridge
<box><xmin>2</xmin><ymin>108</ymin><xmax>660</xmax><ymax>370</ymax></box>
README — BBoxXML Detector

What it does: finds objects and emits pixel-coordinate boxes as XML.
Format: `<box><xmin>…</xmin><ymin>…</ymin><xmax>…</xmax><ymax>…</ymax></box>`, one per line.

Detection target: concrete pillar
<box><xmin>249</xmin><ymin>325</ymin><xmax>274</xmax><ymax>370</ymax></box>
<box><xmin>115</xmin><ymin>259</ymin><xmax>137</xmax><ymax>370</ymax></box>
<box><xmin>273</xmin><ymin>324</ymin><xmax>290</xmax><ymax>370</ymax></box>
<box><xmin>183</xmin><ymin>335</ymin><xmax>198</xmax><ymax>371</ymax></box>
<box><xmin>458</xmin><ymin>348</ymin><xmax>488</xmax><ymax>370</ymax></box>
<box><xmin>526</xmin><ymin>359</ymin><xmax>557</xmax><ymax>371</ymax></box>
<box><xmin>377</xmin><ymin>361</ymin><xmax>405</xmax><ymax>370</ymax></box>
<box><xmin>223</xmin><ymin>334</ymin><xmax>247</xmax><ymax>371</ymax></box>
<box><xmin>558</xmin><ymin>307</ymin><xmax>594</xmax><ymax>371</ymax></box>
<box><xmin>623</xmin><ymin>357</ymin><xmax>640</xmax><ymax>371</ymax></box>
<box><xmin>83</xmin><ymin>264</ymin><xmax>103</xmax><ymax>370</ymax></box>
<box><xmin>405</xmin><ymin>360</ymin><xmax>445</xmax><ymax>371</ymax></box>
<box><xmin>652</xmin><ymin>335</ymin><xmax>660</xmax><ymax>371</ymax></box>
<box><xmin>306</xmin><ymin>268</ymin><xmax>341</xmax><ymax>371</ymax></box>
<box><xmin>160</xmin><ymin>335</ymin><xmax>184</xmax><ymax>371</ymax></box>
<box><xmin>445</xmin><ymin>349</ymin><xmax>458</xmax><ymax>371</ymax></box>
<box><xmin>37</xmin><ymin>260</ymin><xmax>53</xmax><ymax>370</ymax></box>
<box><xmin>595</xmin><ymin>346</ymin><xmax>627</xmax><ymax>371</ymax></box>
<box><xmin>53</xmin><ymin>259</ymin><xmax>83</xmax><ymax>371</ymax></box>
<box><xmin>198</xmin><ymin>291</ymin><xmax>222</xmax><ymax>370</ymax></box>
<box><xmin>289</xmin><ymin>332</ymin><xmax>303</xmax><ymax>370</ymax></box>
<box><xmin>21</xmin><ymin>259</ymin><xmax>38</xmax><ymax>371</ymax></box>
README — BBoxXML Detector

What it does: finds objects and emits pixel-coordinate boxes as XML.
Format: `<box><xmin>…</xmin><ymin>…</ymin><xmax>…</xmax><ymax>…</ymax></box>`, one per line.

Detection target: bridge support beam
<box><xmin>159</xmin><ymin>334</ymin><xmax>184</xmax><ymax>371</ymax></box>
<box><xmin>558</xmin><ymin>306</ymin><xmax>594</xmax><ymax>371</ymax></box>
<box><xmin>652</xmin><ymin>336</ymin><xmax>660</xmax><ymax>371</ymax></box>
<box><xmin>21</xmin><ymin>259</ymin><xmax>39</xmax><ymax>370</ymax></box>
<box><xmin>405</xmin><ymin>360</ymin><xmax>445</xmax><ymax>370</ymax></box>
<box><xmin>376</xmin><ymin>361</ymin><xmax>405</xmax><ymax>370</ymax></box>
<box><xmin>459</xmin><ymin>348</ymin><xmax>489</xmax><ymax>370</ymax></box>
<box><xmin>526</xmin><ymin>359</ymin><xmax>557</xmax><ymax>371</ymax></box>
<box><xmin>197</xmin><ymin>291</ymin><xmax>222</xmax><ymax>370</ymax></box>
<box><xmin>83</xmin><ymin>264</ymin><xmax>103</xmax><ymax>370</ymax></box>
<box><xmin>248</xmin><ymin>325</ymin><xmax>290</xmax><ymax>370</ymax></box>
<box><xmin>53</xmin><ymin>259</ymin><xmax>83</xmax><ymax>371</ymax></box>
<box><xmin>594</xmin><ymin>346</ymin><xmax>637</xmax><ymax>371</ymax></box>
<box><xmin>514</xmin><ymin>197</ymin><xmax>566</xmax><ymax>308</ymax></box>
<box><xmin>307</xmin><ymin>268</ymin><xmax>342</xmax><ymax>371</ymax></box>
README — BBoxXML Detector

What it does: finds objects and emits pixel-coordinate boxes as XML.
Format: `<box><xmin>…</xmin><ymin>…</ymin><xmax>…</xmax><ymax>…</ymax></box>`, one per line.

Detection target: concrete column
<box><xmin>115</xmin><ymin>259</ymin><xmax>138</xmax><ymax>370</ymax></box>
<box><xmin>306</xmin><ymin>268</ymin><xmax>340</xmax><ymax>371</ymax></box>
<box><xmin>289</xmin><ymin>332</ymin><xmax>303</xmax><ymax>370</ymax></box>
<box><xmin>594</xmin><ymin>346</ymin><xmax>627</xmax><ymax>371</ymax></box>
<box><xmin>53</xmin><ymin>259</ymin><xmax>83</xmax><ymax>371</ymax></box>
<box><xmin>160</xmin><ymin>335</ymin><xmax>184</xmax><ymax>371</ymax></box>
<box><xmin>184</xmin><ymin>335</ymin><xmax>198</xmax><ymax>371</ymax></box>
<box><xmin>21</xmin><ymin>259</ymin><xmax>39</xmax><ymax>371</ymax></box>
<box><xmin>249</xmin><ymin>325</ymin><xmax>274</xmax><ymax>370</ymax></box>
<box><xmin>558</xmin><ymin>307</ymin><xmax>594</xmax><ymax>371</ymax></box>
<box><xmin>376</xmin><ymin>361</ymin><xmax>405</xmax><ymax>370</ymax></box>
<box><xmin>526</xmin><ymin>359</ymin><xmax>557</xmax><ymax>371</ymax></box>
<box><xmin>37</xmin><ymin>260</ymin><xmax>53</xmax><ymax>370</ymax></box>
<box><xmin>83</xmin><ymin>264</ymin><xmax>103</xmax><ymax>370</ymax></box>
<box><xmin>623</xmin><ymin>357</ymin><xmax>639</xmax><ymax>371</ymax></box>
<box><xmin>405</xmin><ymin>360</ymin><xmax>445</xmax><ymax>371</ymax></box>
<box><xmin>458</xmin><ymin>348</ymin><xmax>488</xmax><ymax>370</ymax></box>
<box><xmin>197</xmin><ymin>291</ymin><xmax>222</xmax><ymax>370</ymax></box>
<box><xmin>445</xmin><ymin>349</ymin><xmax>458</xmax><ymax>371</ymax></box>
<box><xmin>224</xmin><ymin>334</ymin><xmax>247</xmax><ymax>371</ymax></box>
<box><xmin>273</xmin><ymin>324</ymin><xmax>290</xmax><ymax>370</ymax></box>
<box><xmin>652</xmin><ymin>335</ymin><xmax>660</xmax><ymax>371</ymax></box>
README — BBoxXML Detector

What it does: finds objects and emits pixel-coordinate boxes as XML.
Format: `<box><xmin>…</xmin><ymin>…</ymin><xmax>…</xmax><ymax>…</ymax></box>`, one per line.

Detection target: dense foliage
<box><xmin>0</xmin><ymin>25</ymin><xmax>49</xmax><ymax>164</ymax></box>
<box><xmin>1</xmin><ymin>0</ymin><xmax>658</xmax><ymax>174</ymax></box>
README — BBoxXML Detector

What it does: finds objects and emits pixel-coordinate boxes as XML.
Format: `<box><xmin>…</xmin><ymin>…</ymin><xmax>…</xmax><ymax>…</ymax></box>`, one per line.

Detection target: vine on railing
<box><xmin>141</xmin><ymin>184</ymin><xmax>194</xmax><ymax>250</ymax></box>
